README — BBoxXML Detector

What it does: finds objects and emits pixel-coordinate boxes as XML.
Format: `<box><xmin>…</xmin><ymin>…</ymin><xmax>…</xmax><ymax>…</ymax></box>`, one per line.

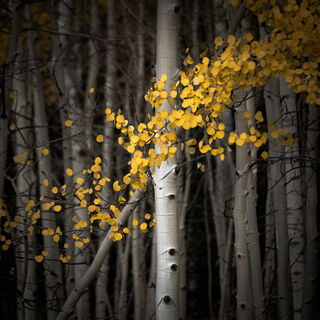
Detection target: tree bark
<box><xmin>26</xmin><ymin>5</ymin><xmax>65</xmax><ymax>318</ymax></box>
<box><xmin>154</xmin><ymin>1</ymin><xmax>180</xmax><ymax>319</ymax></box>
<box><xmin>264</xmin><ymin>77</ymin><xmax>293</xmax><ymax>320</ymax></box>
<box><xmin>302</xmin><ymin>103</ymin><xmax>319</xmax><ymax>320</ymax></box>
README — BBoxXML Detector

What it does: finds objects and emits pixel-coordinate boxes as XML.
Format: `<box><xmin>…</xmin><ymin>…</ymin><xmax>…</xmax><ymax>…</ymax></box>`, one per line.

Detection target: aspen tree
<box><xmin>302</xmin><ymin>104</ymin><xmax>319</xmax><ymax>320</ymax></box>
<box><xmin>13</xmin><ymin>51</ymin><xmax>37</xmax><ymax>320</ymax></box>
<box><xmin>233</xmin><ymin>91</ymin><xmax>250</xmax><ymax>320</ymax></box>
<box><xmin>280</xmin><ymin>76</ymin><xmax>304</xmax><ymax>320</ymax></box>
<box><xmin>49</xmin><ymin>0</ymin><xmax>75</xmax><ymax>296</ymax></box>
<box><xmin>264</xmin><ymin>77</ymin><xmax>293</xmax><ymax>320</ymax></box>
<box><xmin>154</xmin><ymin>1</ymin><xmax>180</xmax><ymax>319</ymax></box>
<box><xmin>132</xmin><ymin>3</ymin><xmax>147</xmax><ymax>317</ymax></box>
<box><xmin>0</xmin><ymin>0</ymin><xmax>20</xmax><ymax>199</ymax></box>
<box><xmin>95</xmin><ymin>0</ymin><xmax>116</xmax><ymax>318</ymax></box>
<box><xmin>26</xmin><ymin>5</ymin><xmax>65</xmax><ymax>318</ymax></box>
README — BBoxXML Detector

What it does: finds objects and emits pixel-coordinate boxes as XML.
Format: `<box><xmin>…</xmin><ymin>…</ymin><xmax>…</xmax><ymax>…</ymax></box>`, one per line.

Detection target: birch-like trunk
<box><xmin>132</xmin><ymin>3</ymin><xmax>147</xmax><ymax>317</ymax></box>
<box><xmin>118</xmin><ymin>237</ymin><xmax>131</xmax><ymax>320</ymax></box>
<box><xmin>245</xmin><ymin>92</ymin><xmax>265</xmax><ymax>320</ymax></box>
<box><xmin>96</xmin><ymin>0</ymin><xmax>116</xmax><ymax>317</ymax></box>
<box><xmin>49</xmin><ymin>0</ymin><xmax>75</xmax><ymax>296</ymax></box>
<box><xmin>178</xmin><ymin>132</ymin><xmax>192</xmax><ymax>320</ymax></box>
<box><xmin>26</xmin><ymin>5</ymin><xmax>64</xmax><ymax>318</ymax></box>
<box><xmin>0</xmin><ymin>0</ymin><xmax>20</xmax><ymax>198</ymax></box>
<box><xmin>146</xmin><ymin>228</ymin><xmax>157</xmax><ymax>320</ymax></box>
<box><xmin>154</xmin><ymin>1</ymin><xmax>180</xmax><ymax>319</ymax></box>
<box><xmin>233</xmin><ymin>93</ymin><xmax>250</xmax><ymax>320</ymax></box>
<box><xmin>302</xmin><ymin>104</ymin><xmax>319</xmax><ymax>320</ymax></box>
<box><xmin>13</xmin><ymin>57</ymin><xmax>37</xmax><ymax>320</ymax></box>
<box><xmin>132</xmin><ymin>205</ymin><xmax>147</xmax><ymax>320</ymax></box>
<box><xmin>264</xmin><ymin>173</ymin><xmax>276</xmax><ymax>319</ymax></box>
<box><xmin>279</xmin><ymin>76</ymin><xmax>304</xmax><ymax>320</ymax></box>
<box><xmin>264</xmin><ymin>77</ymin><xmax>293</xmax><ymax>320</ymax></box>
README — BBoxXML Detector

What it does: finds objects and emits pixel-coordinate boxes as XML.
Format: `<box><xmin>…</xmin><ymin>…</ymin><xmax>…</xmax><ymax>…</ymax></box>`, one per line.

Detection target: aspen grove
<box><xmin>0</xmin><ymin>0</ymin><xmax>319</xmax><ymax>320</ymax></box>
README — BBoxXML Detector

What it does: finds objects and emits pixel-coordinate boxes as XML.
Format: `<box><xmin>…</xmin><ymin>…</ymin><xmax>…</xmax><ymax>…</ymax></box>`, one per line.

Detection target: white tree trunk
<box><xmin>264</xmin><ymin>173</ymin><xmax>276</xmax><ymax>319</ymax></box>
<box><xmin>245</xmin><ymin>93</ymin><xmax>266</xmax><ymax>320</ymax></box>
<box><xmin>154</xmin><ymin>1</ymin><xmax>180</xmax><ymax>319</ymax></box>
<box><xmin>49</xmin><ymin>0</ymin><xmax>75</xmax><ymax>296</ymax></box>
<box><xmin>13</xmin><ymin>57</ymin><xmax>37</xmax><ymax>320</ymax></box>
<box><xmin>95</xmin><ymin>0</ymin><xmax>116</xmax><ymax>318</ymax></box>
<box><xmin>279</xmin><ymin>76</ymin><xmax>304</xmax><ymax>320</ymax></box>
<box><xmin>118</xmin><ymin>237</ymin><xmax>130</xmax><ymax>320</ymax></box>
<box><xmin>264</xmin><ymin>77</ymin><xmax>293</xmax><ymax>320</ymax></box>
<box><xmin>233</xmin><ymin>92</ymin><xmax>250</xmax><ymax>320</ymax></box>
<box><xmin>26</xmin><ymin>5</ymin><xmax>65</xmax><ymax>319</ymax></box>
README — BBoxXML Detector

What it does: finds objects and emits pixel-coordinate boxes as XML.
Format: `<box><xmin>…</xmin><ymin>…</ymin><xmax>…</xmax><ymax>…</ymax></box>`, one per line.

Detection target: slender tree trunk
<box><xmin>154</xmin><ymin>1</ymin><xmax>180</xmax><ymax>319</ymax></box>
<box><xmin>264</xmin><ymin>77</ymin><xmax>293</xmax><ymax>320</ymax></box>
<box><xmin>264</xmin><ymin>174</ymin><xmax>276</xmax><ymax>319</ymax></box>
<box><xmin>49</xmin><ymin>0</ymin><xmax>75</xmax><ymax>297</ymax></box>
<box><xmin>95</xmin><ymin>0</ymin><xmax>116</xmax><ymax>318</ymax></box>
<box><xmin>279</xmin><ymin>76</ymin><xmax>304</xmax><ymax>320</ymax></box>
<box><xmin>118</xmin><ymin>237</ymin><xmax>130</xmax><ymax>320</ymax></box>
<box><xmin>204</xmin><ymin>180</ymin><xmax>214</xmax><ymax>319</ymax></box>
<box><xmin>26</xmin><ymin>5</ymin><xmax>65</xmax><ymax>318</ymax></box>
<box><xmin>178</xmin><ymin>132</ymin><xmax>192</xmax><ymax>320</ymax></box>
<box><xmin>132</xmin><ymin>205</ymin><xmax>147</xmax><ymax>319</ymax></box>
<box><xmin>0</xmin><ymin>0</ymin><xmax>21</xmax><ymax>198</ymax></box>
<box><xmin>233</xmin><ymin>92</ymin><xmax>250</xmax><ymax>320</ymax></box>
<box><xmin>146</xmin><ymin>227</ymin><xmax>157</xmax><ymax>320</ymax></box>
<box><xmin>131</xmin><ymin>3</ymin><xmax>147</xmax><ymax>317</ymax></box>
<box><xmin>302</xmin><ymin>104</ymin><xmax>319</xmax><ymax>320</ymax></box>
<box><xmin>245</xmin><ymin>92</ymin><xmax>266</xmax><ymax>320</ymax></box>
<box><xmin>13</xmin><ymin>56</ymin><xmax>37</xmax><ymax>320</ymax></box>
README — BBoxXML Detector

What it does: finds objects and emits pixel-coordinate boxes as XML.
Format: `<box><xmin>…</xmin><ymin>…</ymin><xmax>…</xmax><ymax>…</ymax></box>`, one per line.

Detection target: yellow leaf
<box><xmin>214</xmin><ymin>36</ymin><xmax>223</xmax><ymax>48</ymax></box>
<box><xmin>140</xmin><ymin>222</ymin><xmax>148</xmax><ymax>231</ymax></box>
<box><xmin>160</xmin><ymin>74</ymin><xmax>167</xmax><ymax>82</ymax></box>
<box><xmin>42</xmin><ymin>202</ymin><xmax>51</xmax><ymax>210</ymax></box>
<box><xmin>244</xmin><ymin>110</ymin><xmax>251</xmax><ymax>118</ymax></box>
<box><xmin>51</xmin><ymin>186</ymin><xmax>58</xmax><ymax>194</ymax></box>
<box><xmin>43</xmin><ymin>179</ymin><xmax>49</xmax><ymax>187</ymax></box>
<box><xmin>66</xmin><ymin>168</ymin><xmax>73</xmax><ymax>176</ymax></box>
<box><xmin>65</xmin><ymin>120</ymin><xmax>73</xmax><ymax>127</ymax></box>
<box><xmin>53</xmin><ymin>205</ymin><xmax>62</xmax><ymax>212</ymax></box>
<box><xmin>111</xmin><ymin>225</ymin><xmax>118</xmax><ymax>232</ymax></box>
<box><xmin>34</xmin><ymin>255</ymin><xmax>44</xmax><ymax>263</ymax></box>
<box><xmin>144</xmin><ymin>213</ymin><xmax>151</xmax><ymax>220</ymax></box>
<box><xmin>42</xmin><ymin>250</ymin><xmax>48</xmax><ymax>257</ymax></box>
<box><xmin>89</xmin><ymin>88</ymin><xmax>95</xmax><ymax>93</ymax></box>
<box><xmin>96</xmin><ymin>134</ymin><xmax>104</xmax><ymax>143</ymax></box>
<box><xmin>53</xmin><ymin>234</ymin><xmax>60</xmax><ymax>242</ymax></box>
<box><xmin>42</xmin><ymin>148</ymin><xmax>49</xmax><ymax>155</ymax></box>
<box><xmin>113</xmin><ymin>181</ymin><xmax>121</xmax><ymax>192</ymax></box>
<box><xmin>261</xmin><ymin>151</ymin><xmax>269</xmax><ymax>160</ymax></box>
<box><xmin>132</xmin><ymin>219</ymin><xmax>138</xmax><ymax>226</ymax></box>
<box><xmin>114</xmin><ymin>233</ymin><xmax>123</xmax><ymax>241</ymax></box>
<box><xmin>75</xmin><ymin>241</ymin><xmax>83</xmax><ymax>248</ymax></box>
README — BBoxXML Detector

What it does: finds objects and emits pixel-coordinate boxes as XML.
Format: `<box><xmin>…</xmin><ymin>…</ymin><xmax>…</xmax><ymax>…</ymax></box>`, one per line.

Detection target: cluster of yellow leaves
<box><xmin>131</xmin><ymin>213</ymin><xmax>156</xmax><ymax>235</ymax></box>
<box><xmin>246</xmin><ymin>0</ymin><xmax>320</xmax><ymax>104</ymax></box>
<box><xmin>13</xmin><ymin>150</ymin><xmax>31</xmax><ymax>166</ymax></box>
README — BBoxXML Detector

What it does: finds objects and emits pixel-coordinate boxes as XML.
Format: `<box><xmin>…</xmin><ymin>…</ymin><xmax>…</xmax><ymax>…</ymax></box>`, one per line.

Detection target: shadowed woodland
<box><xmin>0</xmin><ymin>0</ymin><xmax>319</xmax><ymax>319</ymax></box>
